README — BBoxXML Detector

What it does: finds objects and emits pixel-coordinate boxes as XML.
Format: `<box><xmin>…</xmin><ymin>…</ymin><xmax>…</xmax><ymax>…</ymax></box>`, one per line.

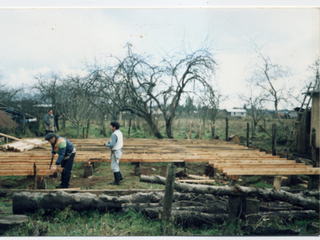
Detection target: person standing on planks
<box><xmin>44</xmin><ymin>109</ymin><xmax>57</xmax><ymax>135</ymax></box>
<box><xmin>45</xmin><ymin>133</ymin><xmax>76</xmax><ymax>189</ymax></box>
<box><xmin>104</xmin><ymin>121</ymin><xmax>124</xmax><ymax>185</ymax></box>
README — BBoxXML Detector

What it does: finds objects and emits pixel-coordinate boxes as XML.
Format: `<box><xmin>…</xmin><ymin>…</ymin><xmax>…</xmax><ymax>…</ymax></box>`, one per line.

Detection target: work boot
<box><xmin>109</xmin><ymin>172</ymin><xmax>119</xmax><ymax>185</ymax></box>
<box><xmin>56</xmin><ymin>184</ymin><xmax>67</xmax><ymax>189</ymax></box>
<box><xmin>119</xmin><ymin>171</ymin><xmax>124</xmax><ymax>181</ymax></box>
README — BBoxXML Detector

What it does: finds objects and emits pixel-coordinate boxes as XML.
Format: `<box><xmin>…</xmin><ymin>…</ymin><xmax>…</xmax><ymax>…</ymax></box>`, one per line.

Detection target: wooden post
<box><xmin>226</xmin><ymin>117</ymin><xmax>229</xmax><ymax>141</ymax></box>
<box><xmin>162</xmin><ymin>163</ymin><xmax>177</xmax><ymax>224</ymax></box>
<box><xmin>33</xmin><ymin>163</ymin><xmax>37</xmax><ymax>190</ymax></box>
<box><xmin>211</xmin><ymin>124</ymin><xmax>215</xmax><ymax>139</ymax></box>
<box><xmin>134</xmin><ymin>162</ymin><xmax>141</xmax><ymax>176</ymax></box>
<box><xmin>5</xmin><ymin>137</ymin><xmax>8</xmax><ymax>144</ymax></box>
<box><xmin>189</xmin><ymin>121</ymin><xmax>192</xmax><ymax>139</ymax></box>
<box><xmin>308</xmin><ymin>128</ymin><xmax>319</xmax><ymax>190</ymax></box>
<box><xmin>272</xmin><ymin>123</ymin><xmax>276</xmax><ymax>156</ymax></box>
<box><xmin>247</xmin><ymin>122</ymin><xmax>250</xmax><ymax>147</ymax></box>
<box><xmin>199</xmin><ymin>124</ymin><xmax>202</xmax><ymax>139</ymax></box>
<box><xmin>82</xmin><ymin>127</ymin><xmax>85</xmax><ymax>139</ymax></box>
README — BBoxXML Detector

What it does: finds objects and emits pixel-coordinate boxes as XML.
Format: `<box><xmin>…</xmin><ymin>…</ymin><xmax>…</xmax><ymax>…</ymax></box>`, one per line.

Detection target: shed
<box><xmin>307</xmin><ymin>89</ymin><xmax>320</xmax><ymax>148</ymax></box>
<box><xmin>0</xmin><ymin>110</ymin><xmax>19</xmax><ymax>129</ymax></box>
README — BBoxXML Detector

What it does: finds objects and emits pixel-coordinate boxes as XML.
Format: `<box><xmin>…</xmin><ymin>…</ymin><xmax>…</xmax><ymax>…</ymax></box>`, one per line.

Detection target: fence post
<box><xmin>162</xmin><ymin>163</ymin><xmax>176</xmax><ymax>234</ymax></box>
<box><xmin>272</xmin><ymin>123</ymin><xmax>276</xmax><ymax>156</ymax></box>
<box><xmin>247</xmin><ymin>122</ymin><xmax>250</xmax><ymax>147</ymax></box>
<box><xmin>226</xmin><ymin>117</ymin><xmax>229</xmax><ymax>141</ymax></box>
<box><xmin>189</xmin><ymin>121</ymin><xmax>192</xmax><ymax>139</ymax></box>
<box><xmin>199</xmin><ymin>124</ymin><xmax>202</xmax><ymax>139</ymax></box>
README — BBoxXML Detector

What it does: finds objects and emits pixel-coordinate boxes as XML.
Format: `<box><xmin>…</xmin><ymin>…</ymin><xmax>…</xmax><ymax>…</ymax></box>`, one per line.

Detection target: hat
<box><xmin>45</xmin><ymin>133</ymin><xmax>55</xmax><ymax>141</ymax></box>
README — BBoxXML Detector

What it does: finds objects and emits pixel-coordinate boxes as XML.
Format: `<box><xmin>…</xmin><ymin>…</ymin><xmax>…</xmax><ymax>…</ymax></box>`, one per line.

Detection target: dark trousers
<box><xmin>45</xmin><ymin>130</ymin><xmax>53</xmax><ymax>135</ymax></box>
<box><xmin>60</xmin><ymin>153</ymin><xmax>75</xmax><ymax>188</ymax></box>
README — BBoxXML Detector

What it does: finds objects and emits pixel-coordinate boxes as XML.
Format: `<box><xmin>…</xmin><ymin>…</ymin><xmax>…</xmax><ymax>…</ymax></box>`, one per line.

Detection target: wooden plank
<box><xmin>223</xmin><ymin>168</ymin><xmax>320</xmax><ymax>175</ymax></box>
<box><xmin>179</xmin><ymin>180</ymin><xmax>215</xmax><ymax>184</ymax></box>
<box><xmin>214</xmin><ymin>163</ymin><xmax>311</xmax><ymax>168</ymax></box>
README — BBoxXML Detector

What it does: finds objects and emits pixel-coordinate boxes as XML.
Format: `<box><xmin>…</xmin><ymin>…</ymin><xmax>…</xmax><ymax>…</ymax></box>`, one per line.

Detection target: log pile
<box><xmin>12</xmin><ymin>185</ymin><xmax>319</xmax><ymax>228</ymax></box>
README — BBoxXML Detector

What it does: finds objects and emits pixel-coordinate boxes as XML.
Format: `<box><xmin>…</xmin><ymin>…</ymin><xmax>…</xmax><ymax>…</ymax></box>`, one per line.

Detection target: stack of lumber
<box><xmin>0</xmin><ymin>137</ymin><xmax>319</xmax><ymax>177</ymax></box>
<box><xmin>2</xmin><ymin>139</ymin><xmax>48</xmax><ymax>152</ymax></box>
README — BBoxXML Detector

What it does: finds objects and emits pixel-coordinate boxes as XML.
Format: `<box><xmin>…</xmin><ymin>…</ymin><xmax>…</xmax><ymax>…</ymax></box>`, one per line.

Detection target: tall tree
<box><xmin>33</xmin><ymin>72</ymin><xmax>63</xmax><ymax>130</ymax></box>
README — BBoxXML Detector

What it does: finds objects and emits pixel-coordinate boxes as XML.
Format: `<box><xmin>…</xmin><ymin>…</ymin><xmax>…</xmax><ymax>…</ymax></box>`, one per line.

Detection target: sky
<box><xmin>0</xmin><ymin>1</ymin><xmax>319</xmax><ymax>110</ymax></box>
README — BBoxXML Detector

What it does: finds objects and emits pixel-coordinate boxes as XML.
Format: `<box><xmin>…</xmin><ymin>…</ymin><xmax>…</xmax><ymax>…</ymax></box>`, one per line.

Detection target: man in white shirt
<box><xmin>105</xmin><ymin>121</ymin><xmax>123</xmax><ymax>185</ymax></box>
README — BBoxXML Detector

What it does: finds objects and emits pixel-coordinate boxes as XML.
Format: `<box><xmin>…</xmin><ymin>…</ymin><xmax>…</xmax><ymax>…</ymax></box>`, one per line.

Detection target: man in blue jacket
<box><xmin>105</xmin><ymin>122</ymin><xmax>123</xmax><ymax>185</ymax></box>
<box><xmin>45</xmin><ymin>133</ymin><xmax>76</xmax><ymax>188</ymax></box>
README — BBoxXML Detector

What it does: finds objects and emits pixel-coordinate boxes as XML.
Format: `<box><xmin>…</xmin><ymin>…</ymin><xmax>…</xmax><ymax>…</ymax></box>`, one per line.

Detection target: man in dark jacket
<box><xmin>44</xmin><ymin>109</ymin><xmax>56</xmax><ymax>135</ymax></box>
<box><xmin>45</xmin><ymin>133</ymin><xmax>76</xmax><ymax>188</ymax></box>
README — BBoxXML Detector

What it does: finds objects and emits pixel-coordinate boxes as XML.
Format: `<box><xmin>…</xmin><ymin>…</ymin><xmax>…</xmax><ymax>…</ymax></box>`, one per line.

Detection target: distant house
<box><xmin>226</xmin><ymin>108</ymin><xmax>247</xmax><ymax>118</ymax></box>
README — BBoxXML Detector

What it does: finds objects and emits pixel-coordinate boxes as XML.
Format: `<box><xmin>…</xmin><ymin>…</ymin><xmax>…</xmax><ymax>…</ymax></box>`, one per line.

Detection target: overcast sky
<box><xmin>0</xmin><ymin>1</ymin><xmax>319</xmax><ymax>110</ymax></box>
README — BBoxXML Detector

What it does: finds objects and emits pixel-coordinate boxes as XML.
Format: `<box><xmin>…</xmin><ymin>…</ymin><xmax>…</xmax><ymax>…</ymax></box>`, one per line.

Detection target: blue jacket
<box><xmin>51</xmin><ymin>135</ymin><xmax>75</xmax><ymax>165</ymax></box>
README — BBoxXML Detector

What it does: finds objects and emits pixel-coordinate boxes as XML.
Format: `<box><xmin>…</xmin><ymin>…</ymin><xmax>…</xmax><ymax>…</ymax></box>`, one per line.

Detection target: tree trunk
<box><xmin>86</xmin><ymin>119</ymin><xmax>90</xmax><ymax>138</ymax></box>
<box><xmin>139</xmin><ymin>175</ymin><xmax>320</xmax><ymax>212</ymax></box>
<box><xmin>77</xmin><ymin>125</ymin><xmax>80</xmax><ymax>138</ymax></box>
<box><xmin>54</xmin><ymin>114</ymin><xmax>60</xmax><ymax>131</ymax></box>
<box><xmin>145</xmin><ymin>115</ymin><xmax>163</xmax><ymax>139</ymax></box>
<box><xmin>100</xmin><ymin>112</ymin><xmax>107</xmax><ymax>137</ymax></box>
<box><xmin>165</xmin><ymin>118</ymin><xmax>174</xmax><ymax>139</ymax></box>
<box><xmin>62</xmin><ymin>115</ymin><xmax>66</xmax><ymax>130</ymax></box>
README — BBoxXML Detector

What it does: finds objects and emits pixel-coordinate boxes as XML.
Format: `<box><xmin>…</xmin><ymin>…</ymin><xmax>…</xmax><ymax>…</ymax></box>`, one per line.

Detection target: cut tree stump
<box><xmin>84</xmin><ymin>165</ymin><xmax>93</xmax><ymax>177</ymax></box>
<box><xmin>0</xmin><ymin>215</ymin><xmax>29</xmax><ymax>233</ymax></box>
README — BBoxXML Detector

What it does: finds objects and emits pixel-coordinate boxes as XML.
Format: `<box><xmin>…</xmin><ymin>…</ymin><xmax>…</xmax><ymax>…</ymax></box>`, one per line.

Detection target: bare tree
<box><xmin>151</xmin><ymin>47</ymin><xmax>217</xmax><ymax>138</ymax></box>
<box><xmin>0</xmin><ymin>72</ymin><xmax>22</xmax><ymax>105</ymax></box>
<box><xmin>59</xmin><ymin>76</ymin><xmax>95</xmax><ymax>138</ymax></box>
<box><xmin>33</xmin><ymin>72</ymin><xmax>63</xmax><ymax>130</ymax></box>
<box><xmin>240</xmin><ymin>79</ymin><xmax>266</xmax><ymax>137</ymax></box>
<box><xmin>251</xmin><ymin>49</ymin><xmax>292</xmax><ymax>126</ymax></box>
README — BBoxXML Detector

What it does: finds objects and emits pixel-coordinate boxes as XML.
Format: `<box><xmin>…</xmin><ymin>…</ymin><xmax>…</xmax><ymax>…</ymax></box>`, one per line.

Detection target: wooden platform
<box><xmin>0</xmin><ymin>138</ymin><xmax>319</xmax><ymax>177</ymax></box>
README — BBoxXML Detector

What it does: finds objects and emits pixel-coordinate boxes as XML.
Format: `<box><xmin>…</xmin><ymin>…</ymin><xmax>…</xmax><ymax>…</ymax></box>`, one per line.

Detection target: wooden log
<box><xmin>139</xmin><ymin>175</ymin><xmax>320</xmax><ymax>212</ymax></box>
<box><xmin>245</xmin><ymin>210</ymin><xmax>319</xmax><ymax>224</ymax></box>
<box><xmin>0</xmin><ymin>215</ymin><xmax>29</xmax><ymax>234</ymax></box>
<box><xmin>143</xmin><ymin>209</ymin><xmax>229</xmax><ymax>227</ymax></box>
<box><xmin>179</xmin><ymin>180</ymin><xmax>215</xmax><ymax>184</ymax></box>
<box><xmin>187</xmin><ymin>174</ymin><xmax>209</xmax><ymax>180</ymax></box>
<box><xmin>122</xmin><ymin>201</ymin><xmax>228</xmax><ymax>214</ymax></box>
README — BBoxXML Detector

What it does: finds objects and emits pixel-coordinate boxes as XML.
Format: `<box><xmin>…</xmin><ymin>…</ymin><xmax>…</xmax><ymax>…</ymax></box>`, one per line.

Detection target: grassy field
<box><xmin>0</xmin><ymin>117</ymin><xmax>318</xmax><ymax>236</ymax></box>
